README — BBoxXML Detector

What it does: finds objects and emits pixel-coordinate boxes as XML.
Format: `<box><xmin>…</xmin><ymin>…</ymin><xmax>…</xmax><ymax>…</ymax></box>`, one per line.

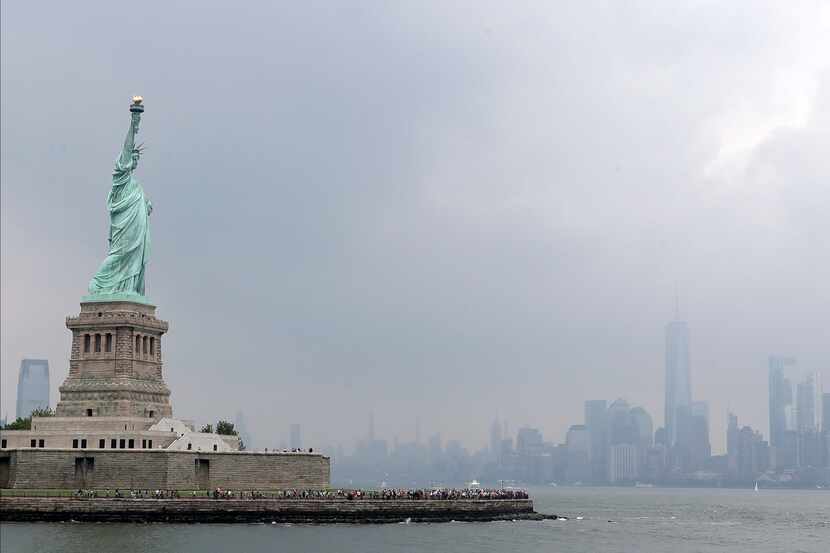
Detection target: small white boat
<box><xmin>754</xmin><ymin>481</ymin><xmax>759</xmax><ymax>492</ymax></box>
<box><xmin>466</xmin><ymin>479</ymin><xmax>481</xmax><ymax>489</ymax></box>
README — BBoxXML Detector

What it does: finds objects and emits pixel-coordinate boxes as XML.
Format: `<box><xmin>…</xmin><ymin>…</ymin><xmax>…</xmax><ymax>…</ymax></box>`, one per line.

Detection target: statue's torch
<box><xmin>130</xmin><ymin>96</ymin><xmax>144</xmax><ymax>113</ymax></box>
<box><xmin>130</xmin><ymin>96</ymin><xmax>143</xmax><ymax>133</ymax></box>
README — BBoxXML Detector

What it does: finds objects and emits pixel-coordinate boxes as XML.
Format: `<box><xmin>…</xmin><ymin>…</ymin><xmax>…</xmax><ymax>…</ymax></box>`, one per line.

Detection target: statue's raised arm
<box><xmin>115</xmin><ymin>97</ymin><xmax>143</xmax><ymax>174</ymax></box>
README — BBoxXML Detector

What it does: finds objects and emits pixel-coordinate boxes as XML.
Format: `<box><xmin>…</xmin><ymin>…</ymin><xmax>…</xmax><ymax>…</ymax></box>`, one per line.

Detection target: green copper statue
<box><xmin>87</xmin><ymin>97</ymin><xmax>152</xmax><ymax>300</ymax></box>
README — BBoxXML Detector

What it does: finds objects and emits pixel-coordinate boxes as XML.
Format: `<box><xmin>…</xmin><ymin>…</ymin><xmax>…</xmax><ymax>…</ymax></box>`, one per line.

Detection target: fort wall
<box><xmin>0</xmin><ymin>449</ymin><xmax>329</xmax><ymax>490</ymax></box>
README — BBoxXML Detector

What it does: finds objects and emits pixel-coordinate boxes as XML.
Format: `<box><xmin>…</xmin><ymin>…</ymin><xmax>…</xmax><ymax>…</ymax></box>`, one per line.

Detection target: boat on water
<box><xmin>754</xmin><ymin>481</ymin><xmax>759</xmax><ymax>492</ymax></box>
<box><xmin>466</xmin><ymin>480</ymin><xmax>481</xmax><ymax>489</ymax></box>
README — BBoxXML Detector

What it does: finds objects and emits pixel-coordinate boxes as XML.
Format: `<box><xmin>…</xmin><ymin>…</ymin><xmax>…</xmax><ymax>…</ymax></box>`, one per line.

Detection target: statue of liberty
<box><xmin>87</xmin><ymin>97</ymin><xmax>152</xmax><ymax>299</ymax></box>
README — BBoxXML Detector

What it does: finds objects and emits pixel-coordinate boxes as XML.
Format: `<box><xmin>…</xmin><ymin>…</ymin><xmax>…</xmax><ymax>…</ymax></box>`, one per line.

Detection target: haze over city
<box><xmin>2</xmin><ymin>1</ymin><xmax>829</xmax><ymax>458</ymax></box>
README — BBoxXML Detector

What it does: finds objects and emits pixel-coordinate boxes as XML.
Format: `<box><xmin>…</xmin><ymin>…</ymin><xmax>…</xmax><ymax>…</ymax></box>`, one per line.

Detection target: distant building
<box><xmin>774</xmin><ymin>430</ymin><xmax>799</xmax><ymax>469</ymax></box>
<box><xmin>727</xmin><ymin>412</ymin><xmax>739</xmax><ymax>478</ymax></box>
<box><xmin>607</xmin><ymin>399</ymin><xmax>636</xmax><ymax>445</ymax></box>
<box><xmin>629</xmin><ymin>406</ymin><xmax>653</xmax><ymax>476</ymax></box>
<box><xmin>796</xmin><ymin>373</ymin><xmax>818</xmax><ymax>432</ymax></box>
<box><xmin>608</xmin><ymin>443</ymin><xmax>638</xmax><ymax>482</ymax></box>
<box><xmin>630</xmin><ymin>406</ymin><xmax>654</xmax><ymax>450</ymax></box>
<box><xmin>768</xmin><ymin>356</ymin><xmax>797</xmax><ymax>450</ymax></box>
<box><xmin>689</xmin><ymin>401</ymin><xmax>711</xmax><ymax>469</ymax></box>
<box><xmin>800</xmin><ymin>428</ymin><xmax>823</xmax><ymax>468</ymax></box>
<box><xmin>290</xmin><ymin>423</ymin><xmax>302</xmax><ymax>449</ymax></box>
<box><xmin>674</xmin><ymin>405</ymin><xmax>710</xmax><ymax>473</ymax></box>
<box><xmin>16</xmin><ymin>359</ymin><xmax>50</xmax><ymax>419</ymax></box>
<box><xmin>584</xmin><ymin>400</ymin><xmax>608</xmax><ymax>483</ymax></box>
<box><xmin>565</xmin><ymin>424</ymin><xmax>591</xmax><ymax>483</ymax></box>
<box><xmin>665</xmin><ymin>320</ymin><xmax>691</xmax><ymax>446</ymax></box>
<box><xmin>735</xmin><ymin>423</ymin><xmax>769</xmax><ymax>482</ymax></box>
<box><xmin>489</xmin><ymin>418</ymin><xmax>503</xmax><ymax>462</ymax></box>
<box><xmin>516</xmin><ymin>427</ymin><xmax>544</xmax><ymax>456</ymax></box>
<box><xmin>516</xmin><ymin>427</ymin><xmax>548</xmax><ymax>483</ymax></box>
<box><xmin>643</xmin><ymin>444</ymin><xmax>667</xmax><ymax>482</ymax></box>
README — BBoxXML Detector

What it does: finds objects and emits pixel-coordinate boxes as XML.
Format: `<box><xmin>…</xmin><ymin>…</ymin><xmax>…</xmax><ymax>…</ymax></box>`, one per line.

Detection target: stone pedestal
<box><xmin>55</xmin><ymin>300</ymin><xmax>172</xmax><ymax>420</ymax></box>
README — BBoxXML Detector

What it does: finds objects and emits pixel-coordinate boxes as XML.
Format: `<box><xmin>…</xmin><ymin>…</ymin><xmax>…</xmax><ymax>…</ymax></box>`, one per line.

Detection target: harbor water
<box><xmin>2</xmin><ymin>486</ymin><xmax>828</xmax><ymax>553</ymax></box>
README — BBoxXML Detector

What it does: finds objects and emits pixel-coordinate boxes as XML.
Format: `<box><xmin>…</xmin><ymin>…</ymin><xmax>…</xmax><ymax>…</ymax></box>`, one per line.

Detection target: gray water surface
<box><xmin>2</xmin><ymin>487</ymin><xmax>828</xmax><ymax>553</ymax></box>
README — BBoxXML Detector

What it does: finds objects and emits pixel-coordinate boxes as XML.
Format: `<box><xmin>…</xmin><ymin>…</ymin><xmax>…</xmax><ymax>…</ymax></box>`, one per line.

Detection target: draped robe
<box><xmin>88</xmin><ymin>116</ymin><xmax>151</xmax><ymax>296</ymax></box>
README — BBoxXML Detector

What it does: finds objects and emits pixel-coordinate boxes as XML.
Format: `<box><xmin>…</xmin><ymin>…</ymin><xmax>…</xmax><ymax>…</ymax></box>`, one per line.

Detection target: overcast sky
<box><xmin>2</xmin><ymin>1</ymin><xmax>828</xmax><ymax>453</ymax></box>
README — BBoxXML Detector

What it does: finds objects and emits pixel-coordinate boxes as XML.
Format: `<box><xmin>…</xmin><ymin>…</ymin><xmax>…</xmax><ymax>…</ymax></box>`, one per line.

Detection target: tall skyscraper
<box><xmin>796</xmin><ymin>373</ymin><xmax>819</xmax><ymax>432</ymax></box>
<box><xmin>16</xmin><ymin>359</ymin><xmax>50</xmax><ymax>419</ymax></box>
<box><xmin>768</xmin><ymin>356</ymin><xmax>797</xmax><ymax>447</ymax></box>
<box><xmin>584</xmin><ymin>400</ymin><xmax>608</xmax><ymax>482</ymax></box>
<box><xmin>665</xmin><ymin>320</ymin><xmax>691</xmax><ymax>446</ymax></box>
<box><xmin>289</xmin><ymin>423</ymin><xmax>302</xmax><ymax>449</ymax></box>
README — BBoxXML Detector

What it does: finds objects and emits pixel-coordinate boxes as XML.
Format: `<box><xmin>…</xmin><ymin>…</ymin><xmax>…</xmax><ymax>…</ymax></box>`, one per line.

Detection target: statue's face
<box><xmin>132</xmin><ymin>152</ymin><xmax>140</xmax><ymax>167</ymax></box>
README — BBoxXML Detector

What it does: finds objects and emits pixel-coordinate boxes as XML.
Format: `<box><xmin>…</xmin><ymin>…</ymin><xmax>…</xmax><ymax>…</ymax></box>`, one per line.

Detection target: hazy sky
<box><xmin>2</xmin><ymin>1</ymin><xmax>828</xmax><ymax>453</ymax></box>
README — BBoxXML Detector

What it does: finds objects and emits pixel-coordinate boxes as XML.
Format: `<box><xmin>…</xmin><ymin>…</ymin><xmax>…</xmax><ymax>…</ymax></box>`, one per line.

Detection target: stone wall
<box><xmin>0</xmin><ymin>449</ymin><xmax>330</xmax><ymax>490</ymax></box>
<box><xmin>0</xmin><ymin>497</ymin><xmax>536</xmax><ymax>523</ymax></box>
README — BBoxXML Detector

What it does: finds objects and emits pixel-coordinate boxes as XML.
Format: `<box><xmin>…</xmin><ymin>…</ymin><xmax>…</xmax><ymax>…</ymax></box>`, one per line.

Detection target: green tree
<box><xmin>3</xmin><ymin>417</ymin><xmax>31</xmax><ymax>430</ymax></box>
<box><xmin>2</xmin><ymin>407</ymin><xmax>54</xmax><ymax>430</ymax></box>
<box><xmin>200</xmin><ymin>424</ymin><xmax>213</xmax><ymax>433</ymax></box>
<box><xmin>215</xmin><ymin>420</ymin><xmax>237</xmax><ymax>436</ymax></box>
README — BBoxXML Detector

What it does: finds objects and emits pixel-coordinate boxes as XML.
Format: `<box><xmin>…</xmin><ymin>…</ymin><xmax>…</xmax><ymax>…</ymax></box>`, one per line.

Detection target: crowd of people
<box><xmin>334</xmin><ymin>488</ymin><xmax>530</xmax><ymax>500</ymax></box>
<box><xmin>72</xmin><ymin>487</ymin><xmax>528</xmax><ymax>501</ymax></box>
<box><xmin>74</xmin><ymin>489</ymin><xmax>181</xmax><ymax>499</ymax></box>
